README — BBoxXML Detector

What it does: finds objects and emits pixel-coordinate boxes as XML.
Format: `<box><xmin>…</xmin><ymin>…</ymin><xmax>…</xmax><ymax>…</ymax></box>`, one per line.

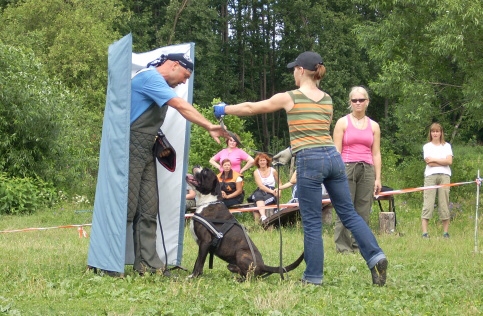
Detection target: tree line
<box><xmin>0</xmin><ymin>0</ymin><xmax>481</xmax><ymax>208</ymax></box>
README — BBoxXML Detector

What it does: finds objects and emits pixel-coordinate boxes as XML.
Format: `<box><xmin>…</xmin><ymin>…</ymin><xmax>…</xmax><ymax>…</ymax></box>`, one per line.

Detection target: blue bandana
<box><xmin>147</xmin><ymin>53</ymin><xmax>194</xmax><ymax>72</ymax></box>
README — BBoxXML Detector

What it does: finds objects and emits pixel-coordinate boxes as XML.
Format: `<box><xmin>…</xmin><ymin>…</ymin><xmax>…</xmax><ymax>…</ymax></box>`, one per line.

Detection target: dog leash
<box><xmin>273</xmin><ymin>162</ymin><xmax>285</xmax><ymax>280</ymax></box>
<box><xmin>240</xmin><ymin>225</ymin><xmax>258</xmax><ymax>272</ymax></box>
<box><xmin>219</xmin><ymin>116</ymin><xmax>288</xmax><ymax>280</ymax></box>
<box><xmin>153</xmin><ymin>149</ymin><xmax>170</xmax><ymax>276</ymax></box>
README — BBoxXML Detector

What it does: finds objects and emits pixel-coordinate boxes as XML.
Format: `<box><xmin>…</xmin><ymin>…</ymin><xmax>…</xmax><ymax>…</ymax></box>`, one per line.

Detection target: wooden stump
<box><xmin>379</xmin><ymin>212</ymin><xmax>395</xmax><ymax>234</ymax></box>
<box><xmin>322</xmin><ymin>206</ymin><xmax>333</xmax><ymax>225</ymax></box>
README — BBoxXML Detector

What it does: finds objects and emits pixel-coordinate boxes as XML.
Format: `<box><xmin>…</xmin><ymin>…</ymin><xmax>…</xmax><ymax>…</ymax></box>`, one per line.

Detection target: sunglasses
<box><xmin>351</xmin><ymin>99</ymin><xmax>367</xmax><ymax>103</ymax></box>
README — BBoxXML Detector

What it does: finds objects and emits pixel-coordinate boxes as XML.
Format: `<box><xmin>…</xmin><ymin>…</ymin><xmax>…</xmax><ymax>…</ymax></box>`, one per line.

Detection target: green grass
<box><xmin>1</xmin><ymin>195</ymin><xmax>483</xmax><ymax>315</ymax></box>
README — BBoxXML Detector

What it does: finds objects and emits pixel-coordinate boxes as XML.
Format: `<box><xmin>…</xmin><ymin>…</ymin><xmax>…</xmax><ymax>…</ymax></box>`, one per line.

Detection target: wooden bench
<box><xmin>229</xmin><ymin>203</ymin><xmax>255</xmax><ymax>209</ymax></box>
<box><xmin>263</xmin><ymin>194</ymin><xmax>333</xmax><ymax>229</ymax></box>
<box><xmin>187</xmin><ymin>202</ymin><xmax>255</xmax><ymax>214</ymax></box>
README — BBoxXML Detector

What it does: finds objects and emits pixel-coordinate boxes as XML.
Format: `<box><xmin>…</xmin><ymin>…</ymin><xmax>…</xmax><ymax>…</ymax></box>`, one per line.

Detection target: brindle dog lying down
<box><xmin>186</xmin><ymin>167</ymin><xmax>304</xmax><ymax>280</ymax></box>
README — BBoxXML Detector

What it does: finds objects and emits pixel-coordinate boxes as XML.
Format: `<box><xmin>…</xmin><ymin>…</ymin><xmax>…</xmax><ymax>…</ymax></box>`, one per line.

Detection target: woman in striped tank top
<box><xmin>213</xmin><ymin>51</ymin><xmax>388</xmax><ymax>286</ymax></box>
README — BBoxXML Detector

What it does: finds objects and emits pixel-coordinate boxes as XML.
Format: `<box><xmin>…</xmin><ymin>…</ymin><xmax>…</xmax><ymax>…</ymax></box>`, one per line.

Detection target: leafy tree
<box><xmin>118</xmin><ymin>0</ymin><xmax>172</xmax><ymax>52</ymax></box>
<box><xmin>120</xmin><ymin>0</ymin><xmax>383</xmax><ymax>153</ymax></box>
<box><xmin>156</xmin><ymin>0</ymin><xmax>236</xmax><ymax>108</ymax></box>
<box><xmin>0</xmin><ymin>0</ymin><xmax>126</xmax><ymax>113</ymax></box>
<box><xmin>0</xmin><ymin>0</ymin><xmax>128</xmax><ymax>197</ymax></box>
<box><xmin>353</xmin><ymin>0</ymin><xmax>483</xmax><ymax>154</ymax></box>
<box><xmin>0</xmin><ymin>43</ymin><xmax>95</xmax><ymax>194</ymax></box>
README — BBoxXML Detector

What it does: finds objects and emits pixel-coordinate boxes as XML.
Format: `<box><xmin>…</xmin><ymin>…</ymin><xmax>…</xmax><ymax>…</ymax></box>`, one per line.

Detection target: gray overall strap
<box><xmin>131</xmin><ymin>69</ymin><xmax>169</xmax><ymax>136</ymax></box>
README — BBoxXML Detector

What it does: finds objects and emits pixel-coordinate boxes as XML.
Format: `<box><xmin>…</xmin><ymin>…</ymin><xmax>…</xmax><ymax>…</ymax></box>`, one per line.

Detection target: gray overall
<box><xmin>128</xmin><ymin>102</ymin><xmax>168</xmax><ymax>273</ymax></box>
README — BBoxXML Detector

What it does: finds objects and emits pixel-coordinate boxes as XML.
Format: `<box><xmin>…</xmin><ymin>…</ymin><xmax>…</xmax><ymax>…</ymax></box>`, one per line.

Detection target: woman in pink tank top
<box><xmin>209</xmin><ymin>133</ymin><xmax>254</xmax><ymax>174</ymax></box>
<box><xmin>332</xmin><ymin>86</ymin><xmax>382</xmax><ymax>254</ymax></box>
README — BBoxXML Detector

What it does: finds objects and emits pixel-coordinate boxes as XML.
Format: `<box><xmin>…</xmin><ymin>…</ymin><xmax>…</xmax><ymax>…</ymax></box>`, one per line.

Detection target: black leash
<box><xmin>153</xmin><ymin>150</ymin><xmax>170</xmax><ymax>276</ymax></box>
<box><xmin>273</xmin><ymin>161</ymin><xmax>285</xmax><ymax>280</ymax></box>
<box><xmin>218</xmin><ymin>116</ymin><xmax>286</xmax><ymax>279</ymax></box>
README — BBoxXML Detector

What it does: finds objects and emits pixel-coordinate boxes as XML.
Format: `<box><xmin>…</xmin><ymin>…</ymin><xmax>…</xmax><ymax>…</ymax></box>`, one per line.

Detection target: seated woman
<box><xmin>217</xmin><ymin>159</ymin><xmax>244</xmax><ymax>208</ymax></box>
<box><xmin>247</xmin><ymin>153</ymin><xmax>280</xmax><ymax>223</ymax></box>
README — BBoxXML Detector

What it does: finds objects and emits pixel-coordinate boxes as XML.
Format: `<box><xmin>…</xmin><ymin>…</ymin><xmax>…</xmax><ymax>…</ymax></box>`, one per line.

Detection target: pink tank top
<box><xmin>340</xmin><ymin>114</ymin><xmax>374</xmax><ymax>165</ymax></box>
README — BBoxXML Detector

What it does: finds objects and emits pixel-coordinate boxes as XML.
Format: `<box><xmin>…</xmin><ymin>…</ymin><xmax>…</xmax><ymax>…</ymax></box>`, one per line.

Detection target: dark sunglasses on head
<box><xmin>351</xmin><ymin>99</ymin><xmax>367</xmax><ymax>103</ymax></box>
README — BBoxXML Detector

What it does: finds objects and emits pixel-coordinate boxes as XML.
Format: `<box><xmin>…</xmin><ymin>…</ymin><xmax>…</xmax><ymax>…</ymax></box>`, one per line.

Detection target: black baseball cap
<box><xmin>166</xmin><ymin>53</ymin><xmax>194</xmax><ymax>72</ymax></box>
<box><xmin>287</xmin><ymin>51</ymin><xmax>324</xmax><ymax>71</ymax></box>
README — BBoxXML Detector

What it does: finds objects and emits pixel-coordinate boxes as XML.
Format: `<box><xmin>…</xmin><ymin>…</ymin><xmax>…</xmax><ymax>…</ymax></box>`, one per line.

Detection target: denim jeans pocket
<box><xmin>296</xmin><ymin>149</ymin><xmax>324</xmax><ymax>181</ymax></box>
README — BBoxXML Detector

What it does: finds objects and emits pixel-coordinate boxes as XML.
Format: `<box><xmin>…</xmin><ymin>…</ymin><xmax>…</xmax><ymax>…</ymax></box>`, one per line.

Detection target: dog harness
<box><xmin>192</xmin><ymin>211</ymin><xmax>257</xmax><ymax>270</ymax></box>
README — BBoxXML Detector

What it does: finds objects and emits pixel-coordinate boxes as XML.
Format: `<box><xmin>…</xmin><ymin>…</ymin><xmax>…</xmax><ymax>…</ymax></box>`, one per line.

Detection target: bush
<box><xmin>0</xmin><ymin>173</ymin><xmax>58</xmax><ymax>215</ymax></box>
<box><xmin>0</xmin><ymin>43</ymin><xmax>97</xmax><ymax>198</ymax></box>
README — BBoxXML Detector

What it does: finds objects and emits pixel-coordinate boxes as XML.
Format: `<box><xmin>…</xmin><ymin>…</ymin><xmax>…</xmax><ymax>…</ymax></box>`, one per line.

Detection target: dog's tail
<box><xmin>260</xmin><ymin>252</ymin><xmax>304</xmax><ymax>278</ymax></box>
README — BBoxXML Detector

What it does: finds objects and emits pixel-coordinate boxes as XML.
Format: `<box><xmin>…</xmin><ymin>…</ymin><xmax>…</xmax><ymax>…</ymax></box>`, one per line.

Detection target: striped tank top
<box><xmin>286</xmin><ymin>89</ymin><xmax>334</xmax><ymax>153</ymax></box>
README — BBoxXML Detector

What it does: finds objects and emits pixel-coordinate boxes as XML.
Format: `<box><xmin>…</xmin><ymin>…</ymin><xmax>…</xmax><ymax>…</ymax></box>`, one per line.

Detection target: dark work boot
<box><xmin>371</xmin><ymin>258</ymin><xmax>388</xmax><ymax>286</ymax></box>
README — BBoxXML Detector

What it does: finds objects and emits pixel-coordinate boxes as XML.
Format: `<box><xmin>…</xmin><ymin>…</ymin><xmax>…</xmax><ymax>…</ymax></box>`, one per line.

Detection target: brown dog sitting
<box><xmin>186</xmin><ymin>167</ymin><xmax>304</xmax><ymax>280</ymax></box>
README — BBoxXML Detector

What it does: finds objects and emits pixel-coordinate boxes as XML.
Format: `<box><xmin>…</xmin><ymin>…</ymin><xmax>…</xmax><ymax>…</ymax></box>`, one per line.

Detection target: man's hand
<box><xmin>273</xmin><ymin>147</ymin><xmax>292</xmax><ymax>165</ymax></box>
<box><xmin>213</xmin><ymin>102</ymin><xmax>227</xmax><ymax>119</ymax></box>
<box><xmin>207</xmin><ymin>124</ymin><xmax>230</xmax><ymax>144</ymax></box>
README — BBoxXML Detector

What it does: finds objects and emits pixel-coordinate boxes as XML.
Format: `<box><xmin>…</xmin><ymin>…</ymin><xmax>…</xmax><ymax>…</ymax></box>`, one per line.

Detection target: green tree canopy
<box><xmin>0</xmin><ymin>0</ymin><xmax>126</xmax><ymax>112</ymax></box>
<box><xmin>354</xmin><ymin>0</ymin><xmax>483</xmax><ymax>155</ymax></box>
<box><xmin>0</xmin><ymin>42</ymin><xmax>94</xmax><ymax>192</ymax></box>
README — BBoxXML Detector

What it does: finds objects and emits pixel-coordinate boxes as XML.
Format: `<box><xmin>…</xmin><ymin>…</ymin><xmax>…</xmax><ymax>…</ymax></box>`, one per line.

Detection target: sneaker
<box><xmin>443</xmin><ymin>232</ymin><xmax>450</xmax><ymax>238</ymax></box>
<box><xmin>371</xmin><ymin>258</ymin><xmax>388</xmax><ymax>286</ymax></box>
<box><xmin>422</xmin><ymin>233</ymin><xmax>429</xmax><ymax>238</ymax></box>
<box><xmin>260</xmin><ymin>215</ymin><xmax>267</xmax><ymax>222</ymax></box>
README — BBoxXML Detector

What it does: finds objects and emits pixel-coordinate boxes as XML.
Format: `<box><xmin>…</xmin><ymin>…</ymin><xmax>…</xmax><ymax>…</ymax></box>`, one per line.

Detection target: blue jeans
<box><xmin>296</xmin><ymin>146</ymin><xmax>386</xmax><ymax>284</ymax></box>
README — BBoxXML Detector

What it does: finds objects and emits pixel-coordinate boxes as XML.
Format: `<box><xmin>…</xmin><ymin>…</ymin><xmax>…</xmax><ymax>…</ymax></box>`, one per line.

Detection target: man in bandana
<box><xmin>129</xmin><ymin>53</ymin><xmax>226</xmax><ymax>275</ymax></box>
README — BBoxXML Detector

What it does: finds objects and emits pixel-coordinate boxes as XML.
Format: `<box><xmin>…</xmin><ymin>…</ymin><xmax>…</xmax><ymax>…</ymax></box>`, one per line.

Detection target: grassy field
<box><xmin>0</xmin><ymin>192</ymin><xmax>482</xmax><ymax>315</ymax></box>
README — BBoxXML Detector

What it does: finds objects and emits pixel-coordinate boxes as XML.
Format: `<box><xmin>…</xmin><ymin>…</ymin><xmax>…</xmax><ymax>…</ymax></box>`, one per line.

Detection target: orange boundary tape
<box><xmin>186</xmin><ymin>179</ymin><xmax>479</xmax><ymax>218</ymax></box>
<box><xmin>0</xmin><ymin>223</ymin><xmax>91</xmax><ymax>237</ymax></box>
<box><xmin>375</xmin><ymin>180</ymin><xmax>476</xmax><ymax>198</ymax></box>
<box><xmin>0</xmin><ymin>179</ymin><xmax>479</xmax><ymax>231</ymax></box>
